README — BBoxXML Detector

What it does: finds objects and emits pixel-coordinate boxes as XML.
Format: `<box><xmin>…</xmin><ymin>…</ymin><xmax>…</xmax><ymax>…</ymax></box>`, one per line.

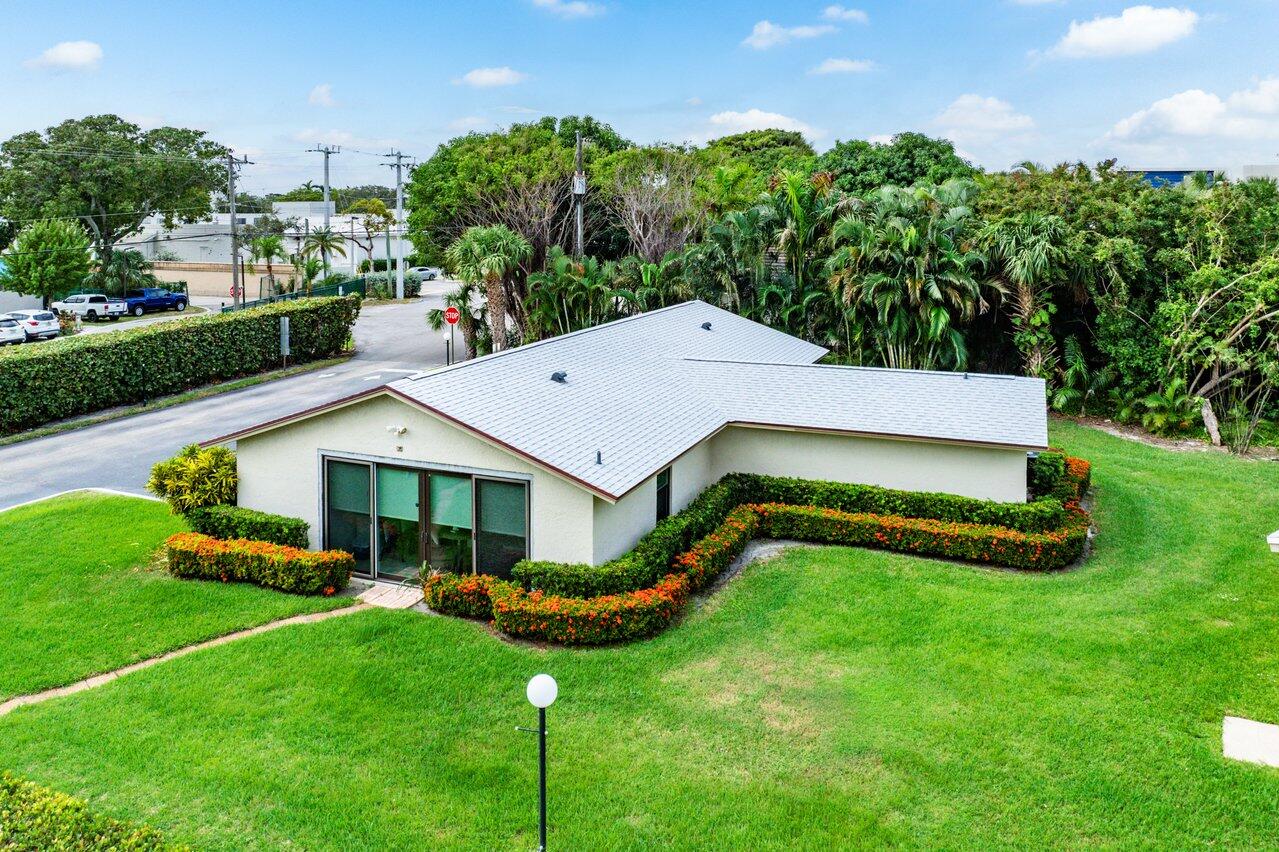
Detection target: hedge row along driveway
<box><xmin>0</xmin><ymin>296</ymin><xmax>360</xmax><ymax>434</ymax></box>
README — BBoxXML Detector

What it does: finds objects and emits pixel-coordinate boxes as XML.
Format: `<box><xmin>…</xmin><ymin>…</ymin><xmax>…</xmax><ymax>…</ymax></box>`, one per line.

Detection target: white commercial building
<box><xmin>206</xmin><ymin>302</ymin><xmax>1048</xmax><ymax>582</ymax></box>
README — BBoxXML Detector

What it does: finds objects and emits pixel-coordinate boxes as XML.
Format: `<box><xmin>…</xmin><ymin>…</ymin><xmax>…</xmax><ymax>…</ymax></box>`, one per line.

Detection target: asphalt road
<box><xmin>0</xmin><ymin>288</ymin><xmax>457</xmax><ymax>511</ymax></box>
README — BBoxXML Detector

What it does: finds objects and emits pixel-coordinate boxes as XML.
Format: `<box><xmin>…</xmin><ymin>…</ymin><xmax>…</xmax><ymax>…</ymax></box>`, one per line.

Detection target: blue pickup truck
<box><xmin>125</xmin><ymin>287</ymin><xmax>188</xmax><ymax>317</ymax></box>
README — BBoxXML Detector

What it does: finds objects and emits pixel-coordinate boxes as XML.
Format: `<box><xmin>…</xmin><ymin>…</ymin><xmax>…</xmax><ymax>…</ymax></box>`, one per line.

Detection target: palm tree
<box><xmin>247</xmin><ymin>235</ymin><xmax>288</xmax><ymax>294</ymax></box>
<box><xmin>428</xmin><ymin>281</ymin><xmax>488</xmax><ymax>358</ymax></box>
<box><xmin>302</xmin><ymin>227</ymin><xmax>347</xmax><ymax>280</ymax></box>
<box><xmin>980</xmin><ymin>213</ymin><xmax>1067</xmax><ymax>378</ymax></box>
<box><xmin>444</xmin><ymin>226</ymin><xmax>532</xmax><ymax>351</ymax></box>
<box><xmin>826</xmin><ymin>179</ymin><xmax>996</xmax><ymax>370</ymax></box>
<box><xmin>93</xmin><ymin>249</ymin><xmax>157</xmax><ymax>297</ymax></box>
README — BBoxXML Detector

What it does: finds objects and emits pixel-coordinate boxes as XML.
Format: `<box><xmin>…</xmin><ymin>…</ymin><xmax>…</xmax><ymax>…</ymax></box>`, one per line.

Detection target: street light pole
<box><xmin>523</xmin><ymin>674</ymin><xmax>558</xmax><ymax>852</ymax></box>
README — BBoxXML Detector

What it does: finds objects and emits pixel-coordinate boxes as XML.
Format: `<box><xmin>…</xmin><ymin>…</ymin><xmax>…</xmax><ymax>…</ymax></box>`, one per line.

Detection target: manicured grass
<box><xmin>0</xmin><ymin>492</ymin><xmax>347</xmax><ymax>700</ymax></box>
<box><xmin>3</xmin><ymin>424</ymin><xmax>1279</xmax><ymax>848</ymax></box>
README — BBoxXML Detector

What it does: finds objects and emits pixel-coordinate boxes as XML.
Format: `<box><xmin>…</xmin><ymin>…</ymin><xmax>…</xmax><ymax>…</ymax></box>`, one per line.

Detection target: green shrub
<box><xmin>0</xmin><ymin>296</ymin><xmax>360</xmax><ymax>434</ymax></box>
<box><xmin>147</xmin><ymin>445</ymin><xmax>238</xmax><ymax>514</ymax></box>
<box><xmin>752</xmin><ymin>503</ymin><xmax>1089</xmax><ymax>571</ymax></box>
<box><xmin>734</xmin><ymin>473</ymin><xmax>1065</xmax><ymax>533</ymax></box>
<box><xmin>423</xmin><ymin>571</ymin><xmax>506</xmax><ymax>619</ymax></box>
<box><xmin>490</xmin><ymin>573</ymin><xmax>690</xmax><ymax>645</ymax></box>
<box><xmin>165</xmin><ymin>532</ymin><xmax>351</xmax><ymax>595</ymax></box>
<box><xmin>1028</xmin><ymin>452</ymin><xmax>1066</xmax><ymax>498</ymax></box>
<box><xmin>185</xmin><ymin>504</ymin><xmax>308</xmax><ymax>548</ymax></box>
<box><xmin>514</xmin><ymin>473</ymin><xmax>1064</xmax><ymax>596</ymax></box>
<box><xmin>0</xmin><ymin>771</ymin><xmax>182</xmax><ymax>851</ymax></box>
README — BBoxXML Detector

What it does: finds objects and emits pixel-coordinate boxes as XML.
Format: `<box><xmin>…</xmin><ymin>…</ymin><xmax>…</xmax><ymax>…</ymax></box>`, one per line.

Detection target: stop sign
<box><xmin>444</xmin><ymin>306</ymin><xmax>460</xmax><ymax>325</ymax></box>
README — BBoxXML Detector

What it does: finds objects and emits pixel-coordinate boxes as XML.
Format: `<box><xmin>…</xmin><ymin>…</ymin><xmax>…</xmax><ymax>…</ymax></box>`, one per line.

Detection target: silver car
<box><xmin>0</xmin><ymin>317</ymin><xmax>24</xmax><ymax>345</ymax></box>
<box><xmin>5</xmin><ymin>310</ymin><xmax>60</xmax><ymax>341</ymax></box>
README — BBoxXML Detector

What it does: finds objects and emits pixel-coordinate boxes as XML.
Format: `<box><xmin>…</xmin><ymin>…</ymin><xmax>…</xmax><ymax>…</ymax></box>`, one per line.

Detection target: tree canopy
<box><xmin>0</xmin><ymin>219</ymin><xmax>93</xmax><ymax>305</ymax></box>
<box><xmin>0</xmin><ymin>115</ymin><xmax>227</xmax><ymax>260</ymax></box>
<box><xmin>815</xmin><ymin>132</ymin><xmax>975</xmax><ymax>196</ymax></box>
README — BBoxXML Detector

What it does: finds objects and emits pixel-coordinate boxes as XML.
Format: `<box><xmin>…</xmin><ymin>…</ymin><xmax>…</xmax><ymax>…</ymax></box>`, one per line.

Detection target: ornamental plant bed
<box><xmin>425</xmin><ymin>463</ymin><xmax>1093</xmax><ymax>646</ymax></box>
<box><xmin>165</xmin><ymin>533</ymin><xmax>353</xmax><ymax>596</ymax></box>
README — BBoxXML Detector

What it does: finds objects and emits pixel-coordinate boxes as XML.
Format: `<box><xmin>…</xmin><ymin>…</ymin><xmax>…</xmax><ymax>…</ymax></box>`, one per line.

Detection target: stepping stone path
<box><xmin>1223</xmin><ymin>716</ymin><xmax>1279</xmax><ymax>768</ymax></box>
<box><xmin>354</xmin><ymin>581</ymin><xmax>424</xmax><ymax>610</ymax></box>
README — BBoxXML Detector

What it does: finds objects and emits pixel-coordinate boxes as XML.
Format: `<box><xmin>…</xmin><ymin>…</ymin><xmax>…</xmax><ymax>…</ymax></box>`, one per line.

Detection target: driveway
<box><xmin>0</xmin><ymin>292</ymin><xmax>458</xmax><ymax>511</ymax></box>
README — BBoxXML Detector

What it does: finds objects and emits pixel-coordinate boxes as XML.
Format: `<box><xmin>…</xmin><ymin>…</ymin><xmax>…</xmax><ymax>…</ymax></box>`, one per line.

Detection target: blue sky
<box><xmin>2</xmin><ymin>0</ymin><xmax>1278</xmax><ymax>192</ymax></box>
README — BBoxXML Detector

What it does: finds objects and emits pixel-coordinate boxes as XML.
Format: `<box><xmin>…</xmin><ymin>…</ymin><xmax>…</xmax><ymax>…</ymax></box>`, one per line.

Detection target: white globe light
<box><xmin>526</xmin><ymin>673</ymin><xmax>558</xmax><ymax>708</ymax></box>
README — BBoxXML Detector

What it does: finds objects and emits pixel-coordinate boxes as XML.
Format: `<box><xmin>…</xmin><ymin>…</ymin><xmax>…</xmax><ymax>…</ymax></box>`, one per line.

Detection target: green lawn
<box><xmin>0</xmin><ymin>491</ymin><xmax>346</xmax><ymax>700</ymax></box>
<box><xmin>3</xmin><ymin>424</ymin><xmax>1279</xmax><ymax>848</ymax></box>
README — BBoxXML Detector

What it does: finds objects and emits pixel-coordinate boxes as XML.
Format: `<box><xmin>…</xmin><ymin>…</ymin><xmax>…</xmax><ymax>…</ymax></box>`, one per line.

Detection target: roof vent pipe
<box><xmin>551</xmin><ymin>371</ymin><xmax>568</xmax><ymax>383</ymax></box>
<box><xmin>701</xmin><ymin>322</ymin><xmax>712</xmax><ymax>331</ymax></box>
<box><xmin>596</xmin><ymin>449</ymin><xmax>603</xmax><ymax>465</ymax></box>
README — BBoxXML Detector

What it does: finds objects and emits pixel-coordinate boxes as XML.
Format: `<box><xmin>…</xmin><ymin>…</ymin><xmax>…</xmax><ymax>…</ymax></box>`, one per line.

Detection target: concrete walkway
<box><xmin>0</xmin><ymin>603</ymin><xmax>369</xmax><ymax>717</ymax></box>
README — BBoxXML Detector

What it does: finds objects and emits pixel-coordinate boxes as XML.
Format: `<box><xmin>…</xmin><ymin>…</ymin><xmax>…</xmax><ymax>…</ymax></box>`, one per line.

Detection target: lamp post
<box><xmin>524</xmin><ymin>674</ymin><xmax>557</xmax><ymax>852</ymax></box>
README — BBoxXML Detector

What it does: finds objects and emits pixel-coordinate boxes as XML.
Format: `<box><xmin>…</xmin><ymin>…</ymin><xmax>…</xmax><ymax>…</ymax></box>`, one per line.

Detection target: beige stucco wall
<box><xmin>708</xmin><ymin>425</ymin><xmax>1028</xmax><ymax>503</ymax></box>
<box><xmin>233</xmin><ymin>394</ymin><xmax>596</xmax><ymax>563</ymax></box>
<box><xmin>151</xmin><ymin>263</ymin><xmax>235</xmax><ymax>298</ymax></box>
<box><xmin>590</xmin><ymin>439</ymin><xmax>714</xmax><ymax>564</ymax></box>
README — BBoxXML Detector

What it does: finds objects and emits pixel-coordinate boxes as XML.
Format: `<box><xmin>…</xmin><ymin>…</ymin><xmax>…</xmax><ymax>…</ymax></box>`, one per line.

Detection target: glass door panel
<box><xmin>428</xmin><ymin>473</ymin><xmax>473</xmax><ymax>575</ymax></box>
<box><xmin>376</xmin><ymin>467</ymin><xmax>423</xmax><ymax>581</ymax></box>
<box><xmin>326</xmin><ymin>460</ymin><xmax>372</xmax><ymax>575</ymax></box>
<box><xmin>475</xmin><ymin>479</ymin><xmax>528</xmax><ymax>578</ymax></box>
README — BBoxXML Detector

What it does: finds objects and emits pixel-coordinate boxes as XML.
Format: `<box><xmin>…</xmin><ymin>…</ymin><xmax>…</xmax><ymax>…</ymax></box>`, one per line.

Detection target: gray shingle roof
<box><xmin>387</xmin><ymin>301</ymin><xmax>1047</xmax><ymax>500</ymax></box>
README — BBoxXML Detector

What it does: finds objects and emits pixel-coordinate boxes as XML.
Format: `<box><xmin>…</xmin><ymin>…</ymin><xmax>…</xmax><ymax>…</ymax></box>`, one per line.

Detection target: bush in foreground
<box><xmin>0</xmin><ymin>771</ymin><xmax>181</xmax><ymax>851</ymax></box>
<box><xmin>0</xmin><ymin>295</ymin><xmax>360</xmax><ymax>434</ymax></box>
<box><xmin>165</xmin><ymin>532</ymin><xmax>351</xmax><ymax>595</ymax></box>
<box><xmin>147</xmin><ymin>445</ymin><xmax>238</xmax><ymax>514</ymax></box>
<box><xmin>184</xmin><ymin>504</ymin><xmax>309</xmax><ymax>549</ymax></box>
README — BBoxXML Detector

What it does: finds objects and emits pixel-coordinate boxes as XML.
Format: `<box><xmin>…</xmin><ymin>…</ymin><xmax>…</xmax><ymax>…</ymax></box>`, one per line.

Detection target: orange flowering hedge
<box><xmin>165</xmin><ymin>532</ymin><xmax>352</xmax><ymax>595</ymax></box>
<box><xmin>751</xmin><ymin>502</ymin><xmax>1090</xmax><ymax>571</ymax></box>
<box><xmin>423</xmin><ymin>571</ymin><xmax>506</xmax><ymax>619</ymax></box>
<box><xmin>671</xmin><ymin>505</ymin><xmax>760</xmax><ymax>592</ymax></box>
<box><xmin>489</xmin><ymin>573</ymin><xmax>690</xmax><ymax>645</ymax></box>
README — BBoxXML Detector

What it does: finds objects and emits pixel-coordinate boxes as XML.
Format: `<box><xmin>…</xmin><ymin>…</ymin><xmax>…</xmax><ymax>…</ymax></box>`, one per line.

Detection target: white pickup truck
<box><xmin>51</xmin><ymin>293</ymin><xmax>128</xmax><ymax>321</ymax></box>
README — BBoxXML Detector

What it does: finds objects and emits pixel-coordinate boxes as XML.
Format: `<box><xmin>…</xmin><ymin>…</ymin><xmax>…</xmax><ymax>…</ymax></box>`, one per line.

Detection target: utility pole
<box><xmin>225</xmin><ymin>152</ymin><xmax>252</xmax><ymax>308</ymax></box>
<box><xmin>572</xmin><ymin>131</ymin><xmax>585</xmax><ymax>259</ymax></box>
<box><xmin>383</xmin><ymin>150</ymin><xmax>409</xmax><ymax>299</ymax></box>
<box><xmin>307</xmin><ymin>144</ymin><xmax>340</xmax><ymax>276</ymax></box>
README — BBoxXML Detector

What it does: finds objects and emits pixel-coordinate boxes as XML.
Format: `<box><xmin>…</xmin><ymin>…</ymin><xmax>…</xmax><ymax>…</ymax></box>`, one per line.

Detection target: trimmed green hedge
<box><xmin>185</xmin><ymin>504</ymin><xmax>309</xmax><ymax>549</ymax></box>
<box><xmin>0</xmin><ymin>771</ymin><xmax>182</xmax><ymax>850</ymax></box>
<box><xmin>165</xmin><ymin>532</ymin><xmax>352</xmax><ymax>595</ymax></box>
<box><xmin>0</xmin><ymin>296</ymin><xmax>360</xmax><ymax>434</ymax></box>
<box><xmin>513</xmin><ymin>472</ymin><xmax>1066</xmax><ymax>597</ymax></box>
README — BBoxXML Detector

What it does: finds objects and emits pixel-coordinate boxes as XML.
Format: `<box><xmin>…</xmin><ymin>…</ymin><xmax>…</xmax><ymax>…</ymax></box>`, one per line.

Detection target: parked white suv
<box><xmin>5</xmin><ymin>310</ymin><xmax>59</xmax><ymax>341</ymax></box>
<box><xmin>51</xmin><ymin>293</ymin><xmax>127</xmax><ymax>321</ymax></box>
<box><xmin>0</xmin><ymin>316</ymin><xmax>24</xmax><ymax>345</ymax></box>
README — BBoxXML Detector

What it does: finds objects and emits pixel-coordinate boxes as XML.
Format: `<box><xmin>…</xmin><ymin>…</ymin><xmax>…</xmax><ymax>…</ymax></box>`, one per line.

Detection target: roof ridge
<box><xmin>402</xmin><ymin>300</ymin><xmax>714</xmax><ymax>382</ymax></box>
<box><xmin>680</xmin><ymin>357</ymin><xmax>1036</xmax><ymax>382</ymax></box>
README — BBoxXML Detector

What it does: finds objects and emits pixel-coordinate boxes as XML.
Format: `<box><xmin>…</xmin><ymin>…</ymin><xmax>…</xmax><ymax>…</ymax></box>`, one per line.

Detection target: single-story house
<box><xmin>205</xmin><ymin>301</ymin><xmax>1048</xmax><ymax>583</ymax></box>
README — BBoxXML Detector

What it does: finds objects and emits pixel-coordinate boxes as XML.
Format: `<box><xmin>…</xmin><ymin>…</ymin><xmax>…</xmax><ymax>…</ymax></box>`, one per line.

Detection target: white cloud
<box><xmin>742</xmin><ymin>20</ymin><xmax>836</xmax><ymax>49</ymax></box>
<box><xmin>686</xmin><ymin>96</ymin><xmax>703</xmax><ymax>106</ymax></box>
<box><xmin>867</xmin><ymin>134</ymin><xmax>895</xmax><ymax>145</ymax></box>
<box><xmin>822</xmin><ymin>5</ymin><xmax>868</xmax><ymax>23</ymax></box>
<box><xmin>292</xmin><ymin>129</ymin><xmax>400</xmax><ymax>149</ymax></box>
<box><xmin>809</xmin><ymin>57</ymin><xmax>874</xmax><ymax>75</ymax></box>
<box><xmin>708</xmin><ymin>108</ymin><xmax>817</xmax><ymax>138</ymax></box>
<box><xmin>454</xmin><ymin>66</ymin><xmax>528</xmax><ymax>87</ymax></box>
<box><xmin>531</xmin><ymin>0</ymin><xmax>603</xmax><ymax>18</ymax></box>
<box><xmin>1049</xmin><ymin>5</ymin><xmax>1198</xmax><ymax>58</ymax></box>
<box><xmin>935</xmin><ymin>94</ymin><xmax>1035</xmax><ymax>150</ymax></box>
<box><xmin>1109</xmin><ymin>78</ymin><xmax>1279</xmax><ymax>141</ymax></box>
<box><xmin>448</xmin><ymin>116</ymin><xmax>490</xmax><ymax>132</ymax></box>
<box><xmin>308</xmin><ymin>83</ymin><xmax>336</xmax><ymax>107</ymax></box>
<box><xmin>24</xmin><ymin>40</ymin><xmax>103</xmax><ymax>71</ymax></box>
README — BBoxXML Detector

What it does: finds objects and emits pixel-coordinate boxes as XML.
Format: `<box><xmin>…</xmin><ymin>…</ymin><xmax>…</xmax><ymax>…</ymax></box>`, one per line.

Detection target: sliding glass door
<box><xmin>475</xmin><ymin>479</ymin><xmax>528</xmax><ymax>579</ymax></box>
<box><xmin>325</xmin><ymin>460</ymin><xmax>372</xmax><ymax>576</ymax></box>
<box><xmin>324</xmin><ymin>457</ymin><xmax>528</xmax><ymax>580</ymax></box>
<box><xmin>376</xmin><ymin>467</ymin><xmax>423</xmax><ymax>581</ymax></box>
<box><xmin>428</xmin><ymin>473</ymin><xmax>473</xmax><ymax>574</ymax></box>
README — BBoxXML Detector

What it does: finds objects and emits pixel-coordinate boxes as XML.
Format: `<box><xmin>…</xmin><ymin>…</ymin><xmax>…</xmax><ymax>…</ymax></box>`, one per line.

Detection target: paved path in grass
<box><xmin>0</xmin><ymin>604</ymin><xmax>371</xmax><ymax>717</ymax></box>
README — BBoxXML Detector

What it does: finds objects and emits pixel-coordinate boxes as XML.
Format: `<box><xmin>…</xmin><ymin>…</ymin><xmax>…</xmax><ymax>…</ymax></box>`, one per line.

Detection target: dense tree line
<box><xmin>411</xmin><ymin>117</ymin><xmax>1279</xmax><ymax>452</ymax></box>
